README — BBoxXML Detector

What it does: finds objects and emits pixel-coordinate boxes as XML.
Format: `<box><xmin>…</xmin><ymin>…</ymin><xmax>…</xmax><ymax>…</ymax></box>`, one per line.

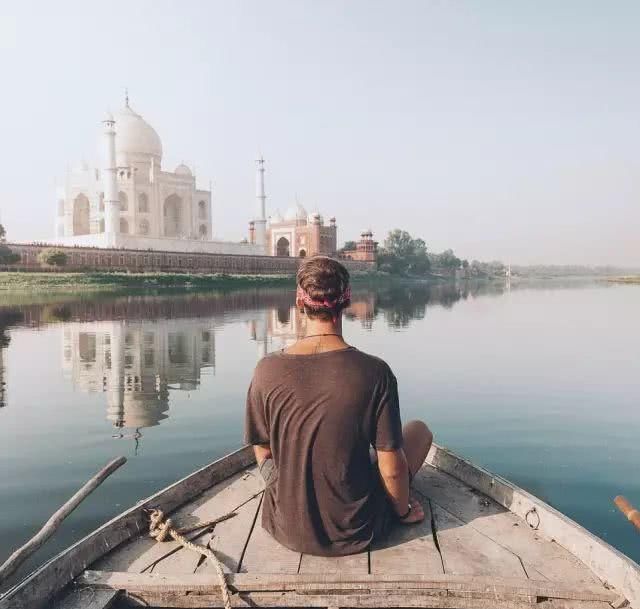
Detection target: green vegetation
<box><xmin>0</xmin><ymin>224</ymin><xmax>20</xmax><ymax>265</ymax></box>
<box><xmin>38</xmin><ymin>248</ymin><xmax>69</xmax><ymax>267</ymax></box>
<box><xmin>0</xmin><ymin>271</ymin><xmax>297</xmax><ymax>292</ymax></box>
<box><xmin>607</xmin><ymin>276</ymin><xmax>640</xmax><ymax>284</ymax></box>
<box><xmin>339</xmin><ymin>240</ymin><xmax>358</xmax><ymax>254</ymax></box>
<box><xmin>377</xmin><ymin>230</ymin><xmax>431</xmax><ymax>276</ymax></box>
<box><xmin>376</xmin><ymin>229</ymin><xmax>505</xmax><ymax>280</ymax></box>
<box><xmin>0</xmin><ymin>245</ymin><xmax>20</xmax><ymax>265</ymax></box>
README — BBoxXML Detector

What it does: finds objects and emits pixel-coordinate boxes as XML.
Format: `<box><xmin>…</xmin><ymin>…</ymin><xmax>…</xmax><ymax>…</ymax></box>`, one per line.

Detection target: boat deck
<box><xmin>63</xmin><ymin>459</ymin><xmax>625</xmax><ymax>608</ymax></box>
<box><xmin>4</xmin><ymin>445</ymin><xmax>634</xmax><ymax>609</ymax></box>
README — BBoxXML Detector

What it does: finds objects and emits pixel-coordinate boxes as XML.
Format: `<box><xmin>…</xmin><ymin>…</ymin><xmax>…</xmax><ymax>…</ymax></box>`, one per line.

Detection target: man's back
<box><xmin>245</xmin><ymin>346</ymin><xmax>402</xmax><ymax>556</ymax></box>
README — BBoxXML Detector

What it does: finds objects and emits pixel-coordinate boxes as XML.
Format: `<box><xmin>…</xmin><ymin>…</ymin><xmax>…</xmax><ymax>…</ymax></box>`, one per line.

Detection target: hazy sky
<box><xmin>0</xmin><ymin>1</ymin><xmax>638</xmax><ymax>265</ymax></box>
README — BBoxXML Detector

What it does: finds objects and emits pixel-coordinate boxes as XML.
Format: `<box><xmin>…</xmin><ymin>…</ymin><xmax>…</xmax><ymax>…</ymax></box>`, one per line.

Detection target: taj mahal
<box><xmin>53</xmin><ymin>95</ymin><xmax>347</xmax><ymax>259</ymax></box>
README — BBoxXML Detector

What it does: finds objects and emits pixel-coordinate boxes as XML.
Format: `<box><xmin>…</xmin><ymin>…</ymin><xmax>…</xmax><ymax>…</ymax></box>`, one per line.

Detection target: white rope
<box><xmin>148</xmin><ymin>508</ymin><xmax>232</xmax><ymax>609</ymax></box>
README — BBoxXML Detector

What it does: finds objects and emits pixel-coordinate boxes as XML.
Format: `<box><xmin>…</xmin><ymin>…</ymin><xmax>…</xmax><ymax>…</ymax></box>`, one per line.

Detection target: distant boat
<box><xmin>1</xmin><ymin>444</ymin><xmax>639</xmax><ymax>609</ymax></box>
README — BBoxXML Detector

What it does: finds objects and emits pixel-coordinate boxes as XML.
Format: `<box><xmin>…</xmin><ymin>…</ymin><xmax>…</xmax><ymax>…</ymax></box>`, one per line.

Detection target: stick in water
<box><xmin>0</xmin><ymin>456</ymin><xmax>127</xmax><ymax>583</ymax></box>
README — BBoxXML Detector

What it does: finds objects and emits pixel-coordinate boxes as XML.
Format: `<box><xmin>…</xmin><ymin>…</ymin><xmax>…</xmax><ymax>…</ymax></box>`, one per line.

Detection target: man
<box><xmin>245</xmin><ymin>256</ymin><xmax>433</xmax><ymax>556</ymax></box>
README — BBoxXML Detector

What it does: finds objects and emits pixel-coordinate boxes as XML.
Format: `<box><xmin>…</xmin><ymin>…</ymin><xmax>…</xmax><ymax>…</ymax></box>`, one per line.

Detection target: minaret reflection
<box><xmin>62</xmin><ymin>319</ymin><xmax>216</xmax><ymax>448</ymax></box>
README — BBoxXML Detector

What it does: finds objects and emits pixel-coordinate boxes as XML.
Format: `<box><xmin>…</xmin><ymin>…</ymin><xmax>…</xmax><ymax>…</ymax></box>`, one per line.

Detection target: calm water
<box><xmin>0</xmin><ymin>280</ymin><xmax>639</xmax><ymax>584</ymax></box>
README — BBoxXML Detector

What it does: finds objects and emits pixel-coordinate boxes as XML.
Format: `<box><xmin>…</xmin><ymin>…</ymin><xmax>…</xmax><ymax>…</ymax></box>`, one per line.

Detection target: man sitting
<box><xmin>245</xmin><ymin>256</ymin><xmax>433</xmax><ymax>556</ymax></box>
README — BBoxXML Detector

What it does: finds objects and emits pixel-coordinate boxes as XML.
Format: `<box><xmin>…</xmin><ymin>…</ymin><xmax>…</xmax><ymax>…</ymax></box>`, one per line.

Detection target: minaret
<box><xmin>254</xmin><ymin>157</ymin><xmax>267</xmax><ymax>251</ymax></box>
<box><xmin>102</xmin><ymin>111</ymin><xmax>119</xmax><ymax>245</ymax></box>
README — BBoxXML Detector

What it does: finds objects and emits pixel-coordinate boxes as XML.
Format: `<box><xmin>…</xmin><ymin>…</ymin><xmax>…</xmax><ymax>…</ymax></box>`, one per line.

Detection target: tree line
<box><xmin>370</xmin><ymin>229</ymin><xmax>505</xmax><ymax>279</ymax></box>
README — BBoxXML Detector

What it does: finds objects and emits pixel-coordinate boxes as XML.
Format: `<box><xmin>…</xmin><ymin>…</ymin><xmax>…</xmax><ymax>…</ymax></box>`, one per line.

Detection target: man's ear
<box><xmin>295</xmin><ymin>297</ymin><xmax>305</xmax><ymax>312</ymax></box>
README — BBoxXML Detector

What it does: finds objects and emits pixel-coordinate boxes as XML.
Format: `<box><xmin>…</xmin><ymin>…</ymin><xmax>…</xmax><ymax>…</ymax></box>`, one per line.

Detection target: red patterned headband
<box><xmin>296</xmin><ymin>286</ymin><xmax>351</xmax><ymax>312</ymax></box>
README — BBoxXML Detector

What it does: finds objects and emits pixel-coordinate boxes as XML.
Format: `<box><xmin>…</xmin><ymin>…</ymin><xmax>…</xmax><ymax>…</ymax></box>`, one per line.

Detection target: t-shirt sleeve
<box><xmin>244</xmin><ymin>376</ymin><xmax>269</xmax><ymax>445</ymax></box>
<box><xmin>371</xmin><ymin>364</ymin><xmax>403</xmax><ymax>450</ymax></box>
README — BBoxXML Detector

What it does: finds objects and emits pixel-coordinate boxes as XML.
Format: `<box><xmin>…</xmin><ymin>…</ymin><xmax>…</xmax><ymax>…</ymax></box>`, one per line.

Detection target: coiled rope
<box><xmin>148</xmin><ymin>508</ymin><xmax>233</xmax><ymax>609</ymax></box>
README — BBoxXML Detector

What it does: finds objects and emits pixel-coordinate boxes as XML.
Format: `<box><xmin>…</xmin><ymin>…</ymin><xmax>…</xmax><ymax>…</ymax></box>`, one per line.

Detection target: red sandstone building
<box><xmin>340</xmin><ymin>230</ymin><xmax>378</xmax><ymax>263</ymax></box>
<box><xmin>249</xmin><ymin>203</ymin><xmax>337</xmax><ymax>257</ymax></box>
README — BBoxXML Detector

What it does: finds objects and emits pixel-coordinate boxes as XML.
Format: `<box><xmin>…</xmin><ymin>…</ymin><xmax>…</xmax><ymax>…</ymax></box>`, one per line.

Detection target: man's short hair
<box><xmin>296</xmin><ymin>256</ymin><xmax>351</xmax><ymax>321</ymax></box>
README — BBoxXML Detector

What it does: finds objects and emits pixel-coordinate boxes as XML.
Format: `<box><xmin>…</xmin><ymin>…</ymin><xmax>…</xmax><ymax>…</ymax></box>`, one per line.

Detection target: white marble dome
<box><xmin>114</xmin><ymin>103</ymin><xmax>163</xmax><ymax>161</ymax></box>
<box><xmin>284</xmin><ymin>203</ymin><xmax>307</xmax><ymax>222</ymax></box>
<box><xmin>174</xmin><ymin>163</ymin><xmax>192</xmax><ymax>176</ymax></box>
<box><xmin>269</xmin><ymin>210</ymin><xmax>284</xmax><ymax>224</ymax></box>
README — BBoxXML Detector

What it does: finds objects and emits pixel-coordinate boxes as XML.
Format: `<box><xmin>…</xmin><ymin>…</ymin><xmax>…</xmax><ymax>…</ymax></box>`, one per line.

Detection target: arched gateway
<box><xmin>276</xmin><ymin>237</ymin><xmax>290</xmax><ymax>257</ymax></box>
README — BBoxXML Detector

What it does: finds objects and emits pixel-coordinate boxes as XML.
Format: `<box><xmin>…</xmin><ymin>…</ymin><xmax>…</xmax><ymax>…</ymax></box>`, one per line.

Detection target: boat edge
<box><xmin>0</xmin><ymin>445</ymin><xmax>256</xmax><ymax>609</ymax></box>
<box><xmin>427</xmin><ymin>442</ymin><xmax>640</xmax><ymax>607</ymax></box>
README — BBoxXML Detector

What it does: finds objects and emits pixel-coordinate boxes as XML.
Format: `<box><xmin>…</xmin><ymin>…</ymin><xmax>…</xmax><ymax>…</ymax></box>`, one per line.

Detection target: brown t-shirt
<box><xmin>245</xmin><ymin>346</ymin><xmax>403</xmax><ymax>556</ymax></box>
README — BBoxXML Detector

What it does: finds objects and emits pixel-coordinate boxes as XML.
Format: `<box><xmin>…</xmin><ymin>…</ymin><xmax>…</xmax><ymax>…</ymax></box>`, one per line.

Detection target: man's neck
<box><xmin>284</xmin><ymin>317</ymin><xmax>348</xmax><ymax>355</ymax></box>
<box><xmin>304</xmin><ymin>318</ymin><xmax>343</xmax><ymax>338</ymax></box>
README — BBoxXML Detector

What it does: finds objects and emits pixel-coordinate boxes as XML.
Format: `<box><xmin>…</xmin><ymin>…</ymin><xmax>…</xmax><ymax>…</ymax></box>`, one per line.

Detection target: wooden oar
<box><xmin>614</xmin><ymin>495</ymin><xmax>640</xmax><ymax>532</ymax></box>
<box><xmin>0</xmin><ymin>456</ymin><xmax>126</xmax><ymax>584</ymax></box>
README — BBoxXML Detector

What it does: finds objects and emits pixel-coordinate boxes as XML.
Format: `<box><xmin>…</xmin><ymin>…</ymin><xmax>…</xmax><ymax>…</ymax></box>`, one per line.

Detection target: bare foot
<box><xmin>399</xmin><ymin>495</ymin><xmax>425</xmax><ymax>524</ymax></box>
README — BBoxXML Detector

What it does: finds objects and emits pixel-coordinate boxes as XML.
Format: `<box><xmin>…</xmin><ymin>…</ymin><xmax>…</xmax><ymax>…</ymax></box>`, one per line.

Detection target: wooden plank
<box><xmin>370</xmin><ymin>497</ymin><xmax>444</xmax><ymax>575</ymax></box>
<box><xmin>0</xmin><ymin>445</ymin><xmax>255</xmax><ymax>609</ymax></box>
<box><xmin>197</xmin><ymin>494</ymin><xmax>262</xmax><ymax>574</ymax></box>
<box><xmin>427</xmin><ymin>443</ymin><xmax>640</xmax><ymax>605</ymax></box>
<box><xmin>429</xmin><ymin>501</ymin><xmax>527</xmax><ymax>578</ymax></box>
<box><xmin>239</xmin><ymin>495</ymin><xmax>302</xmax><ymax>574</ymax></box>
<box><xmin>298</xmin><ymin>551</ymin><xmax>368</xmax><ymax>575</ymax></box>
<box><xmin>77</xmin><ymin>570</ymin><xmax>620</xmax><ymax>601</ymax></box>
<box><xmin>153</xmin><ymin>467</ymin><xmax>262</xmax><ymax>575</ymax></box>
<box><xmin>51</xmin><ymin>587</ymin><xmax>119</xmax><ymax>609</ymax></box>
<box><xmin>110</xmin><ymin>591</ymin><xmax>613</xmax><ymax>609</ymax></box>
<box><xmin>414</xmin><ymin>463</ymin><xmax>601</xmax><ymax>584</ymax></box>
<box><xmin>96</xmin><ymin>468</ymin><xmax>261</xmax><ymax>574</ymax></box>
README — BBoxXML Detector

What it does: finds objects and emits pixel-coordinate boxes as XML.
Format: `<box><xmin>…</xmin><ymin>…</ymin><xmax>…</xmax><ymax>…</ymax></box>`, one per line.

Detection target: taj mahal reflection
<box><xmin>62</xmin><ymin>319</ymin><xmax>216</xmax><ymax>446</ymax></box>
<box><xmin>60</xmin><ymin>292</ymin><xmax>377</xmax><ymax>446</ymax></box>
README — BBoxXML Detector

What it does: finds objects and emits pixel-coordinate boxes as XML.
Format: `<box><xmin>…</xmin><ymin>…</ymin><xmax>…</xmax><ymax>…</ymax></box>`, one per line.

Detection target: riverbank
<box><xmin>0</xmin><ymin>271</ymin><xmax>297</xmax><ymax>292</ymax></box>
<box><xmin>607</xmin><ymin>276</ymin><xmax>640</xmax><ymax>284</ymax></box>
<box><xmin>0</xmin><ymin>269</ymin><xmax>473</xmax><ymax>294</ymax></box>
<box><xmin>0</xmin><ymin>269</ymin><xmax>399</xmax><ymax>293</ymax></box>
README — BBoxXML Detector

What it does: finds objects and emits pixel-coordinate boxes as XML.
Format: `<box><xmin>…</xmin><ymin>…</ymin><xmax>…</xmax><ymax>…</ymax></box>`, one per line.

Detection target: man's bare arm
<box><xmin>253</xmin><ymin>443</ymin><xmax>272</xmax><ymax>466</ymax></box>
<box><xmin>376</xmin><ymin>448</ymin><xmax>424</xmax><ymax>524</ymax></box>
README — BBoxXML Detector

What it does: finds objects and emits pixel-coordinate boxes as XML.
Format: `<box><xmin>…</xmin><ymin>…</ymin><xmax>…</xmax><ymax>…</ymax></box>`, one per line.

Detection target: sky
<box><xmin>0</xmin><ymin>0</ymin><xmax>638</xmax><ymax>266</ymax></box>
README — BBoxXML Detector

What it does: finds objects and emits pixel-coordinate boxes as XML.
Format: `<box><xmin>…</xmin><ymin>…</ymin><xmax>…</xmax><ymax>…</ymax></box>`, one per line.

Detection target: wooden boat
<box><xmin>1</xmin><ymin>443</ymin><xmax>639</xmax><ymax>609</ymax></box>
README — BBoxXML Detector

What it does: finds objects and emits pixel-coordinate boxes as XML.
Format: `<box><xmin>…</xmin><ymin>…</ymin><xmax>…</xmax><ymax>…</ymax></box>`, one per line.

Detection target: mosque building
<box><xmin>248</xmin><ymin>158</ymin><xmax>338</xmax><ymax>258</ymax></box>
<box><xmin>54</xmin><ymin>95</ymin><xmax>261</xmax><ymax>255</ymax></box>
<box><xmin>53</xmin><ymin>95</ymin><xmax>367</xmax><ymax>261</ymax></box>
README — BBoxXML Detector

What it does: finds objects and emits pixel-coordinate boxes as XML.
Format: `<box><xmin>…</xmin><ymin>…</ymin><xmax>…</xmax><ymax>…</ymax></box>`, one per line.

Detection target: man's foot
<box><xmin>399</xmin><ymin>495</ymin><xmax>425</xmax><ymax>524</ymax></box>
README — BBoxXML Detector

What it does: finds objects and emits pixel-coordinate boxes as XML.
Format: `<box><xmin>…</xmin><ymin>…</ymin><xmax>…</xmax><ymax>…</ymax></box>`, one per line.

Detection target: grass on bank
<box><xmin>0</xmin><ymin>271</ymin><xmax>297</xmax><ymax>291</ymax></box>
<box><xmin>0</xmin><ymin>268</ymin><xmax>458</xmax><ymax>293</ymax></box>
<box><xmin>607</xmin><ymin>276</ymin><xmax>640</xmax><ymax>284</ymax></box>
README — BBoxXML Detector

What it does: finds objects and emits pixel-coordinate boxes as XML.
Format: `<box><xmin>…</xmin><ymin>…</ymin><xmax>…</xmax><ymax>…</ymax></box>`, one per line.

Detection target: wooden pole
<box><xmin>0</xmin><ymin>456</ymin><xmax>126</xmax><ymax>584</ymax></box>
<box><xmin>614</xmin><ymin>495</ymin><xmax>640</xmax><ymax>532</ymax></box>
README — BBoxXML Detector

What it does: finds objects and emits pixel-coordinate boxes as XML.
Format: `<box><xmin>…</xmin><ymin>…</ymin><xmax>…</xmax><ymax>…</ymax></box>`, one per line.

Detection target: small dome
<box><xmin>175</xmin><ymin>163</ymin><xmax>192</xmax><ymax>176</ymax></box>
<box><xmin>114</xmin><ymin>103</ymin><xmax>163</xmax><ymax>162</ymax></box>
<box><xmin>284</xmin><ymin>203</ymin><xmax>307</xmax><ymax>222</ymax></box>
<box><xmin>103</xmin><ymin>111</ymin><xmax>114</xmax><ymax>123</ymax></box>
<box><xmin>308</xmin><ymin>211</ymin><xmax>322</xmax><ymax>224</ymax></box>
<box><xmin>270</xmin><ymin>210</ymin><xmax>284</xmax><ymax>224</ymax></box>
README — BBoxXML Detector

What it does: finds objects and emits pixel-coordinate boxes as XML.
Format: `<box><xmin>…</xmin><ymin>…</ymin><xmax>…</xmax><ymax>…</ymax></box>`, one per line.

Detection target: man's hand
<box><xmin>398</xmin><ymin>495</ymin><xmax>425</xmax><ymax>524</ymax></box>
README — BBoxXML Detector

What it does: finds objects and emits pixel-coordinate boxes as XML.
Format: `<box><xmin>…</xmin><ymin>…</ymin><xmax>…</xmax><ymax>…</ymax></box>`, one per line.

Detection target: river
<box><xmin>0</xmin><ymin>279</ymin><xmax>638</xmax><ymax>584</ymax></box>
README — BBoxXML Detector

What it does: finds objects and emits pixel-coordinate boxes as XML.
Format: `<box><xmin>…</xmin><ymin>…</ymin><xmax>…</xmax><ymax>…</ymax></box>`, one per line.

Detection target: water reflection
<box><xmin>0</xmin><ymin>279</ymin><xmax>556</xmax><ymax>433</ymax></box>
<box><xmin>1</xmin><ymin>278</ymin><xmax>637</xmax><ymax>572</ymax></box>
<box><xmin>0</xmin><ymin>310</ymin><xmax>24</xmax><ymax>409</ymax></box>
<box><xmin>62</xmin><ymin>319</ymin><xmax>216</xmax><ymax>448</ymax></box>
